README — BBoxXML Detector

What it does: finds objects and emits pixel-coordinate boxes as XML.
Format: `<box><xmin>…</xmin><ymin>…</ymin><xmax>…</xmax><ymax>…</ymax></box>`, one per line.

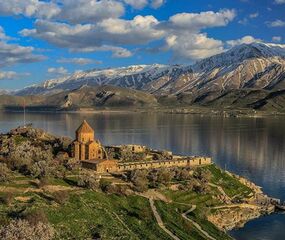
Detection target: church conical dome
<box><xmin>76</xmin><ymin>120</ymin><xmax>94</xmax><ymax>134</ymax></box>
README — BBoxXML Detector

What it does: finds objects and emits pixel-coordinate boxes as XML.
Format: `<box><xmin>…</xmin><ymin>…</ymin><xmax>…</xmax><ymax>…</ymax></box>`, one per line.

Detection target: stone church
<box><xmin>72</xmin><ymin>120</ymin><xmax>104</xmax><ymax>161</ymax></box>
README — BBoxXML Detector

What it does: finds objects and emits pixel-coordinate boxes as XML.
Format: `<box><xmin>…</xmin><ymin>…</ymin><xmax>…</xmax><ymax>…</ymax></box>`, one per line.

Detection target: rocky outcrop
<box><xmin>0</xmin><ymin>126</ymin><xmax>72</xmax><ymax>163</ymax></box>
<box><xmin>207</xmin><ymin>171</ymin><xmax>275</xmax><ymax>231</ymax></box>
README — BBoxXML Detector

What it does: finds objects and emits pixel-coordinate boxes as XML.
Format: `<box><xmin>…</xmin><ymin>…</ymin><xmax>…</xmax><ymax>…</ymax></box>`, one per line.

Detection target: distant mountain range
<box><xmin>1</xmin><ymin>42</ymin><xmax>285</xmax><ymax>112</ymax></box>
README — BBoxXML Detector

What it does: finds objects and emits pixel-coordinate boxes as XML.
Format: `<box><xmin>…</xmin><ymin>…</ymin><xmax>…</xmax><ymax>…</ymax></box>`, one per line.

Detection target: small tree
<box><xmin>0</xmin><ymin>163</ymin><xmax>10</xmax><ymax>182</ymax></box>
<box><xmin>156</xmin><ymin>168</ymin><xmax>174</xmax><ymax>185</ymax></box>
<box><xmin>78</xmin><ymin>171</ymin><xmax>100</xmax><ymax>191</ymax></box>
<box><xmin>0</xmin><ymin>219</ymin><xmax>55</xmax><ymax>240</ymax></box>
<box><xmin>130</xmin><ymin>169</ymin><xmax>149</xmax><ymax>192</ymax></box>
<box><xmin>0</xmin><ymin>193</ymin><xmax>14</xmax><ymax>205</ymax></box>
<box><xmin>24</xmin><ymin>209</ymin><xmax>48</xmax><ymax>226</ymax></box>
<box><xmin>193</xmin><ymin>168</ymin><xmax>211</xmax><ymax>183</ymax></box>
<box><xmin>175</xmin><ymin>168</ymin><xmax>191</xmax><ymax>181</ymax></box>
<box><xmin>148</xmin><ymin>170</ymin><xmax>158</xmax><ymax>188</ymax></box>
<box><xmin>53</xmin><ymin>191</ymin><xmax>69</xmax><ymax>204</ymax></box>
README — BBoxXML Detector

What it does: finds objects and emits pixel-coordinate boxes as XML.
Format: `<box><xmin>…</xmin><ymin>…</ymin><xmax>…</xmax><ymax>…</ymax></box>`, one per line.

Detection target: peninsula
<box><xmin>0</xmin><ymin>121</ymin><xmax>277</xmax><ymax>239</ymax></box>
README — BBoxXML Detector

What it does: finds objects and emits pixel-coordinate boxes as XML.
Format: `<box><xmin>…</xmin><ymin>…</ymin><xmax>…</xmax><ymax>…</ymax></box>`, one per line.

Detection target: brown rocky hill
<box><xmin>1</xmin><ymin>85</ymin><xmax>158</xmax><ymax>111</ymax></box>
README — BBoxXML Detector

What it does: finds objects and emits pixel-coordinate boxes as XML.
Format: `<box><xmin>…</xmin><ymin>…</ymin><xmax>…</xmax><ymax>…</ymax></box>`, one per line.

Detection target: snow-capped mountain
<box><xmin>15</xmin><ymin>42</ymin><xmax>285</xmax><ymax>101</ymax></box>
<box><xmin>0</xmin><ymin>90</ymin><xmax>11</xmax><ymax>95</ymax></box>
<box><xmin>144</xmin><ymin>42</ymin><xmax>285</xmax><ymax>97</ymax></box>
<box><xmin>16</xmin><ymin>64</ymin><xmax>183</xmax><ymax>96</ymax></box>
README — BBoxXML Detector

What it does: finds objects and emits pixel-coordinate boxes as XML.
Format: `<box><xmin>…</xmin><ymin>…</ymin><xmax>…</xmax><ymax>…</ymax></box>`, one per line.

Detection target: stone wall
<box><xmin>81</xmin><ymin>156</ymin><xmax>212</xmax><ymax>173</ymax></box>
<box><xmin>117</xmin><ymin>157</ymin><xmax>212</xmax><ymax>172</ymax></box>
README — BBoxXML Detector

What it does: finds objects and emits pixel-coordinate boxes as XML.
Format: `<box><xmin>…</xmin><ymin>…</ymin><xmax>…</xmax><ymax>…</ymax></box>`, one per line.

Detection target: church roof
<box><xmin>76</xmin><ymin>120</ymin><xmax>94</xmax><ymax>134</ymax></box>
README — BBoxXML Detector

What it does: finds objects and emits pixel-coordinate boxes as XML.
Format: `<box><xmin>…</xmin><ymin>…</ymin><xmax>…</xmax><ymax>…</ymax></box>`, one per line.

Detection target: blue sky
<box><xmin>0</xmin><ymin>0</ymin><xmax>284</xmax><ymax>90</ymax></box>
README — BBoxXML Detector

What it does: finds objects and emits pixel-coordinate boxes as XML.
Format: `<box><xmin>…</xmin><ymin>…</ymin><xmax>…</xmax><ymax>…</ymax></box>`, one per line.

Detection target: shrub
<box><xmin>193</xmin><ymin>182</ymin><xmax>210</xmax><ymax>194</ymax></box>
<box><xmin>156</xmin><ymin>168</ymin><xmax>175</xmax><ymax>185</ymax></box>
<box><xmin>130</xmin><ymin>169</ymin><xmax>149</xmax><ymax>192</ymax></box>
<box><xmin>51</xmin><ymin>165</ymin><xmax>67</xmax><ymax>179</ymax></box>
<box><xmin>78</xmin><ymin>172</ymin><xmax>99</xmax><ymax>191</ymax></box>
<box><xmin>64</xmin><ymin>158</ymin><xmax>80</xmax><ymax>171</ymax></box>
<box><xmin>148</xmin><ymin>170</ymin><xmax>158</xmax><ymax>188</ymax></box>
<box><xmin>36</xmin><ymin>177</ymin><xmax>50</xmax><ymax>188</ymax></box>
<box><xmin>193</xmin><ymin>168</ymin><xmax>211</xmax><ymax>183</ymax></box>
<box><xmin>0</xmin><ymin>163</ymin><xmax>10</xmax><ymax>182</ymax></box>
<box><xmin>99</xmin><ymin>179</ymin><xmax>112</xmax><ymax>192</ymax></box>
<box><xmin>175</xmin><ymin>168</ymin><xmax>191</xmax><ymax>181</ymax></box>
<box><xmin>0</xmin><ymin>219</ymin><xmax>55</xmax><ymax>240</ymax></box>
<box><xmin>30</xmin><ymin>161</ymin><xmax>51</xmax><ymax>178</ymax></box>
<box><xmin>24</xmin><ymin>209</ymin><xmax>48</xmax><ymax>226</ymax></box>
<box><xmin>102</xmin><ymin>184</ymin><xmax>129</xmax><ymax>196</ymax></box>
<box><xmin>52</xmin><ymin>191</ymin><xmax>69</xmax><ymax>204</ymax></box>
<box><xmin>0</xmin><ymin>193</ymin><xmax>14</xmax><ymax>205</ymax></box>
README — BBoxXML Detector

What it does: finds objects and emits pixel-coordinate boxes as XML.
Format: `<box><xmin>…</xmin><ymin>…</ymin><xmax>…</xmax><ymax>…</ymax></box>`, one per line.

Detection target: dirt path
<box><xmin>208</xmin><ymin>183</ymin><xmax>229</xmax><ymax>199</ymax></box>
<box><xmin>149</xmin><ymin>198</ymin><xmax>180</xmax><ymax>240</ymax></box>
<box><xmin>143</xmin><ymin>190</ymin><xmax>217</xmax><ymax>240</ymax></box>
<box><xmin>181</xmin><ymin>205</ymin><xmax>216</xmax><ymax>240</ymax></box>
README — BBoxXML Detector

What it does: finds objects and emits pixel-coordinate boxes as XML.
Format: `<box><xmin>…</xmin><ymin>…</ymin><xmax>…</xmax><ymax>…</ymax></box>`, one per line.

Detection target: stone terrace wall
<box><xmin>117</xmin><ymin>157</ymin><xmax>212</xmax><ymax>172</ymax></box>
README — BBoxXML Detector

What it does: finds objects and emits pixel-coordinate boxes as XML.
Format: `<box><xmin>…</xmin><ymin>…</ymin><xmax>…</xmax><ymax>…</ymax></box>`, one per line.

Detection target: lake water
<box><xmin>0</xmin><ymin>111</ymin><xmax>285</xmax><ymax>240</ymax></box>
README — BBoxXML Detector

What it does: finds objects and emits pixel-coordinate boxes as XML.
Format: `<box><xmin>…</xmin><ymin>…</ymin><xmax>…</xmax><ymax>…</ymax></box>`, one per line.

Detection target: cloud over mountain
<box><xmin>20</xmin><ymin>9</ymin><xmax>236</xmax><ymax>61</ymax></box>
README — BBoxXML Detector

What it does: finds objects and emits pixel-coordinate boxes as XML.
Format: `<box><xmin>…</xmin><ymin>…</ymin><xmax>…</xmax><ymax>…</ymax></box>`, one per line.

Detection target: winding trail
<box><xmin>149</xmin><ymin>198</ymin><xmax>180</xmax><ymax>240</ymax></box>
<box><xmin>181</xmin><ymin>205</ymin><xmax>216</xmax><ymax>240</ymax></box>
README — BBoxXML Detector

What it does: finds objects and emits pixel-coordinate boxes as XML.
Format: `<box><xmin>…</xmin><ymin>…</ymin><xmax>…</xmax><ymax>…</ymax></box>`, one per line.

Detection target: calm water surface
<box><xmin>0</xmin><ymin>112</ymin><xmax>285</xmax><ymax>240</ymax></box>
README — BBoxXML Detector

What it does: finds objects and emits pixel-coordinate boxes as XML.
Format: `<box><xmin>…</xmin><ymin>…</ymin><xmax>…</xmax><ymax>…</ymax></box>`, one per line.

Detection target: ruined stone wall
<box><xmin>81</xmin><ymin>156</ymin><xmax>212</xmax><ymax>173</ymax></box>
<box><xmin>117</xmin><ymin>157</ymin><xmax>212</xmax><ymax>172</ymax></box>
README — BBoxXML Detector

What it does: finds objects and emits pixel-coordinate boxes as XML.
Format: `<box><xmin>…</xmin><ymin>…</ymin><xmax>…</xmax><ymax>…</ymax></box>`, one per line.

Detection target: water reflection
<box><xmin>0</xmin><ymin>112</ymin><xmax>285</xmax><ymax>239</ymax></box>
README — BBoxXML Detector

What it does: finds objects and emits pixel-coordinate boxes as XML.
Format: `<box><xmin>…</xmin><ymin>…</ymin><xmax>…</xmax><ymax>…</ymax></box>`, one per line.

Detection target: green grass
<box><xmin>47</xmin><ymin>191</ymin><xmax>174</xmax><ymax>239</ymax></box>
<box><xmin>0</xmin><ymin>164</ymin><xmax>254</xmax><ymax>239</ymax></box>
<box><xmin>13</xmin><ymin>135</ymin><xmax>28</xmax><ymax>145</ymax></box>
<box><xmin>156</xmin><ymin>190</ymin><xmax>232</xmax><ymax>240</ymax></box>
<box><xmin>205</xmin><ymin>165</ymin><xmax>253</xmax><ymax>199</ymax></box>
<box><xmin>0</xmin><ymin>190</ymin><xmax>172</xmax><ymax>239</ymax></box>
<box><xmin>163</xmin><ymin>188</ymin><xmax>221</xmax><ymax>208</ymax></box>
<box><xmin>155</xmin><ymin>201</ymin><xmax>206</xmax><ymax>240</ymax></box>
<box><xmin>187</xmin><ymin>208</ymin><xmax>232</xmax><ymax>240</ymax></box>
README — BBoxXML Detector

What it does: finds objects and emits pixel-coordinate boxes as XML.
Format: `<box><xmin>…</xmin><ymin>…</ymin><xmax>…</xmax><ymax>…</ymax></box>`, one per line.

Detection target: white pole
<box><xmin>23</xmin><ymin>99</ymin><xmax>26</xmax><ymax>128</ymax></box>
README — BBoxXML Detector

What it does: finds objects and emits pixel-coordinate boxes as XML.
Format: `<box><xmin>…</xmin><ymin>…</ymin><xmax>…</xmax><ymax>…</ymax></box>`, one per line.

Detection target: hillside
<box><xmin>0</xmin><ymin>126</ymin><xmax>275</xmax><ymax>240</ymax></box>
<box><xmin>1</xmin><ymin>85</ymin><xmax>158</xmax><ymax>111</ymax></box>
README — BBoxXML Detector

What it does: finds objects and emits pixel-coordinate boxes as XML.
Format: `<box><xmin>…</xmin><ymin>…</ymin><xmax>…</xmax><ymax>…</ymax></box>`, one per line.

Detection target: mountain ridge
<box><xmin>2</xmin><ymin>42</ymin><xmax>285</xmax><ymax>112</ymax></box>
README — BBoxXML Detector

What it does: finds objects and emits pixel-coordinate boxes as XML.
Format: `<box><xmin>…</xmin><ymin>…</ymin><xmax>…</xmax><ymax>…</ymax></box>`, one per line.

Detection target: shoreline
<box><xmin>208</xmin><ymin>171</ymin><xmax>277</xmax><ymax>232</ymax></box>
<box><xmin>1</xmin><ymin>107</ymin><xmax>285</xmax><ymax>117</ymax></box>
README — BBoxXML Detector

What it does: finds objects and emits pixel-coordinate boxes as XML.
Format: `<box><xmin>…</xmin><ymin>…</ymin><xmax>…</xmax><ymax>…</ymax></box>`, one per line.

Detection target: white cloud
<box><xmin>162</xmin><ymin>9</ymin><xmax>236</xmax><ymax>60</ymax></box>
<box><xmin>0</xmin><ymin>41</ymin><xmax>45</xmax><ymax>68</ymax></box>
<box><xmin>0</xmin><ymin>0</ymin><xmax>60</xmax><ymax>19</ymax></box>
<box><xmin>75</xmin><ymin>45</ymin><xmax>133</xmax><ymax>58</ymax></box>
<box><xmin>0</xmin><ymin>71</ymin><xmax>30</xmax><ymax>80</ymax></box>
<box><xmin>47</xmin><ymin>67</ymin><xmax>68</xmax><ymax>75</ymax></box>
<box><xmin>168</xmin><ymin>9</ymin><xmax>236</xmax><ymax>31</ymax></box>
<box><xmin>266</xmin><ymin>19</ymin><xmax>285</xmax><ymax>27</ymax></box>
<box><xmin>165</xmin><ymin>33</ymin><xmax>224</xmax><ymax>60</ymax></box>
<box><xmin>124</xmin><ymin>0</ymin><xmax>148</xmax><ymax>9</ymax></box>
<box><xmin>272</xmin><ymin>36</ymin><xmax>282</xmax><ymax>42</ymax></box>
<box><xmin>20</xmin><ymin>15</ymin><xmax>163</xmax><ymax>53</ymax></box>
<box><xmin>249</xmin><ymin>12</ymin><xmax>259</xmax><ymax>18</ymax></box>
<box><xmin>58</xmin><ymin>0</ymin><xmax>125</xmax><ymax>24</ymax></box>
<box><xmin>20</xmin><ymin>9</ymin><xmax>236</xmax><ymax>61</ymax></box>
<box><xmin>57</xmin><ymin>57</ymin><xmax>100</xmax><ymax>65</ymax></box>
<box><xmin>238</xmin><ymin>18</ymin><xmax>248</xmax><ymax>25</ymax></box>
<box><xmin>151</xmin><ymin>0</ymin><xmax>165</xmax><ymax>9</ymax></box>
<box><xmin>275</xmin><ymin>0</ymin><xmax>285</xmax><ymax>4</ymax></box>
<box><xmin>226</xmin><ymin>35</ymin><xmax>261</xmax><ymax>47</ymax></box>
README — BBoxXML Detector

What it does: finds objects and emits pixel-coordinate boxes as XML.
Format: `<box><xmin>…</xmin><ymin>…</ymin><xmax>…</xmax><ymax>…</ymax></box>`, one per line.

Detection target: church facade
<box><xmin>72</xmin><ymin>120</ymin><xmax>212</xmax><ymax>173</ymax></box>
<box><xmin>72</xmin><ymin>120</ymin><xmax>104</xmax><ymax>161</ymax></box>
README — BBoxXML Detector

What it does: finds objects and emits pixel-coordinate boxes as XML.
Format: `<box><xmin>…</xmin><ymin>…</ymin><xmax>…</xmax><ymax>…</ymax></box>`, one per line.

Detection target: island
<box><xmin>0</xmin><ymin>120</ymin><xmax>277</xmax><ymax>240</ymax></box>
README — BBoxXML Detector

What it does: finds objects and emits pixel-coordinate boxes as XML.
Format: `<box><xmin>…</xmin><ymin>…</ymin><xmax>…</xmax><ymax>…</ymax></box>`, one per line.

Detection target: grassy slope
<box><xmin>0</xmin><ymin>165</ymin><xmax>253</xmax><ymax>240</ymax></box>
